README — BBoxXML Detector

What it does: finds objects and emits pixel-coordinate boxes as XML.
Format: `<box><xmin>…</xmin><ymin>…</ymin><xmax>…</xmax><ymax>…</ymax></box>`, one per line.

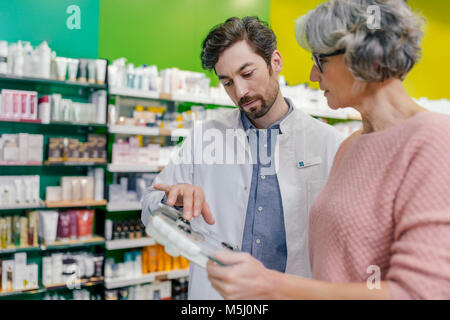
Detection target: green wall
<box><xmin>0</xmin><ymin>0</ymin><xmax>100</xmax><ymax>59</ymax></box>
<box><xmin>98</xmin><ymin>0</ymin><xmax>270</xmax><ymax>85</ymax></box>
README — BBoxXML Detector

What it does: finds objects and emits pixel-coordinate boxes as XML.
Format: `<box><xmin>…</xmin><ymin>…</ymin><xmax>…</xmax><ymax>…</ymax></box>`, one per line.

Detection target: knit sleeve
<box><xmin>386</xmin><ymin>124</ymin><xmax>450</xmax><ymax>299</ymax></box>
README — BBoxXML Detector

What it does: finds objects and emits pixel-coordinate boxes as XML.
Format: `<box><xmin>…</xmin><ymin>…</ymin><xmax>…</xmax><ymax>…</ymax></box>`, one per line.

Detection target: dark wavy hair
<box><xmin>201</xmin><ymin>16</ymin><xmax>277</xmax><ymax>72</ymax></box>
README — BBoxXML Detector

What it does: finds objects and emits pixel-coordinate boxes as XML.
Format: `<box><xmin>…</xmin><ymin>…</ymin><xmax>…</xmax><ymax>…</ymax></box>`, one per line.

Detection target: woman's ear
<box><xmin>271</xmin><ymin>50</ymin><xmax>283</xmax><ymax>75</ymax></box>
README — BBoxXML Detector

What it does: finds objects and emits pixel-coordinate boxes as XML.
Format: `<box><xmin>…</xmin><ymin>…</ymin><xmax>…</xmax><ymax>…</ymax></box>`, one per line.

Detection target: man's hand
<box><xmin>154</xmin><ymin>183</ymin><xmax>215</xmax><ymax>225</ymax></box>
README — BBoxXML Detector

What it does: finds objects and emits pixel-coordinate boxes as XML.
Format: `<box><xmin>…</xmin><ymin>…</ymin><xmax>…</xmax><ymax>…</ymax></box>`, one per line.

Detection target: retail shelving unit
<box><xmin>0</xmin><ymin>73</ymin><xmax>109</xmax><ymax>300</ymax></box>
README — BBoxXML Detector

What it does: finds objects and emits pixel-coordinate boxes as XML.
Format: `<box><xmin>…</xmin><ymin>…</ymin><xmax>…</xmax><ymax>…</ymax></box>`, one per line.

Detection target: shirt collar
<box><xmin>240</xmin><ymin>98</ymin><xmax>294</xmax><ymax>134</ymax></box>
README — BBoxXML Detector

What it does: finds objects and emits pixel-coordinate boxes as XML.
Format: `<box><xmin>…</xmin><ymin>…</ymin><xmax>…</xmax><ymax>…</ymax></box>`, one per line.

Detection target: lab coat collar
<box><xmin>239</xmin><ymin>97</ymin><xmax>295</xmax><ymax>134</ymax></box>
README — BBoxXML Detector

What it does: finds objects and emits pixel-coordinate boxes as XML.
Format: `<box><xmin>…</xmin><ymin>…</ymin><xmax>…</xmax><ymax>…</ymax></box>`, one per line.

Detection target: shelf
<box><xmin>0</xmin><ymin>118</ymin><xmax>41</xmax><ymax>123</ymax></box>
<box><xmin>105</xmin><ymin>237</ymin><xmax>155</xmax><ymax>250</ymax></box>
<box><xmin>0</xmin><ymin>74</ymin><xmax>107</xmax><ymax>90</ymax></box>
<box><xmin>44</xmin><ymin>161</ymin><xmax>107</xmax><ymax>167</ymax></box>
<box><xmin>0</xmin><ymin>203</ymin><xmax>43</xmax><ymax>211</ymax></box>
<box><xmin>0</xmin><ymin>161</ymin><xmax>106</xmax><ymax>167</ymax></box>
<box><xmin>0</xmin><ymin>286</ymin><xmax>40</xmax><ymax>297</ymax></box>
<box><xmin>0</xmin><ymin>237</ymin><xmax>105</xmax><ymax>255</ymax></box>
<box><xmin>0</xmin><ymin>245</ymin><xmax>41</xmax><ymax>255</ymax></box>
<box><xmin>41</xmin><ymin>236</ymin><xmax>105</xmax><ymax>250</ymax></box>
<box><xmin>0</xmin><ymin>200</ymin><xmax>107</xmax><ymax>210</ymax></box>
<box><xmin>110</xmin><ymin>87</ymin><xmax>234</xmax><ymax>107</ymax></box>
<box><xmin>104</xmin><ymin>269</ymin><xmax>189</xmax><ymax>289</ymax></box>
<box><xmin>107</xmin><ymin>201</ymin><xmax>142</xmax><ymax>212</ymax></box>
<box><xmin>0</xmin><ymin>161</ymin><xmax>42</xmax><ymax>166</ymax></box>
<box><xmin>0</xmin><ymin>277</ymin><xmax>104</xmax><ymax>297</ymax></box>
<box><xmin>109</xmin><ymin>87</ymin><xmax>160</xmax><ymax>99</ymax></box>
<box><xmin>44</xmin><ymin>276</ymin><xmax>104</xmax><ymax>290</ymax></box>
<box><xmin>107</xmin><ymin>164</ymin><xmax>164</xmax><ymax>173</ymax></box>
<box><xmin>172</xmin><ymin>93</ymin><xmax>234</xmax><ymax>107</ymax></box>
<box><xmin>44</xmin><ymin>200</ymin><xmax>107</xmax><ymax>208</ymax></box>
<box><xmin>0</xmin><ymin>119</ymin><xmax>108</xmax><ymax>131</ymax></box>
<box><xmin>108</xmin><ymin>125</ymin><xmax>189</xmax><ymax>137</ymax></box>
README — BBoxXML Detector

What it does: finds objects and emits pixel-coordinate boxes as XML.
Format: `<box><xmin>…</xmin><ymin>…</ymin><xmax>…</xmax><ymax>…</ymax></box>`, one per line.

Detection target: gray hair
<box><xmin>295</xmin><ymin>0</ymin><xmax>425</xmax><ymax>82</ymax></box>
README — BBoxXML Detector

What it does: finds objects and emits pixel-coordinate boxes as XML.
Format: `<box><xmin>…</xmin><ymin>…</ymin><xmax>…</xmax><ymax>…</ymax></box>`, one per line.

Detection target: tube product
<box><xmin>54</xmin><ymin>57</ymin><xmax>67</xmax><ymax>81</ymax></box>
<box><xmin>77</xmin><ymin>59</ymin><xmax>88</xmax><ymax>82</ymax></box>
<box><xmin>67</xmin><ymin>58</ymin><xmax>79</xmax><ymax>81</ymax></box>
<box><xmin>95</xmin><ymin>59</ymin><xmax>107</xmax><ymax>85</ymax></box>
<box><xmin>87</xmin><ymin>60</ymin><xmax>96</xmax><ymax>84</ymax></box>
<box><xmin>38</xmin><ymin>211</ymin><xmax>59</xmax><ymax>245</ymax></box>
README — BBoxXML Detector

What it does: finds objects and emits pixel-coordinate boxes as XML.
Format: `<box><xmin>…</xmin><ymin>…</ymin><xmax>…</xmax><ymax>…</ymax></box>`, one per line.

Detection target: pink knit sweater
<box><xmin>309</xmin><ymin>112</ymin><xmax>450</xmax><ymax>299</ymax></box>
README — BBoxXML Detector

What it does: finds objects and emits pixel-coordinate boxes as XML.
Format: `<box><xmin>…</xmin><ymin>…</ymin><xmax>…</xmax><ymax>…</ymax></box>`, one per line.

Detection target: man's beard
<box><xmin>238</xmin><ymin>79</ymin><xmax>279</xmax><ymax>120</ymax></box>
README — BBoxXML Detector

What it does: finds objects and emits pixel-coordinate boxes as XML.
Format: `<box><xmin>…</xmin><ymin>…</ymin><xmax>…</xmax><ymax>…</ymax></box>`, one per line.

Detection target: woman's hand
<box><xmin>206</xmin><ymin>250</ymin><xmax>279</xmax><ymax>300</ymax></box>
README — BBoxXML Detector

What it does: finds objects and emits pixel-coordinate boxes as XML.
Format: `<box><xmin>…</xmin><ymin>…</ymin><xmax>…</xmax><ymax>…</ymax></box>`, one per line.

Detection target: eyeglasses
<box><xmin>312</xmin><ymin>49</ymin><xmax>346</xmax><ymax>73</ymax></box>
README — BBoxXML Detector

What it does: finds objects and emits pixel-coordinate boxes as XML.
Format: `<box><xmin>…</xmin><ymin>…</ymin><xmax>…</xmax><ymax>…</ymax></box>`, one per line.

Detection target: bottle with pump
<box><xmin>23</xmin><ymin>42</ymin><xmax>33</xmax><ymax>77</ymax></box>
<box><xmin>13</xmin><ymin>40</ymin><xmax>24</xmax><ymax>76</ymax></box>
<box><xmin>38</xmin><ymin>41</ymin><xmax>51</xmax><ymax>78</ymax></box>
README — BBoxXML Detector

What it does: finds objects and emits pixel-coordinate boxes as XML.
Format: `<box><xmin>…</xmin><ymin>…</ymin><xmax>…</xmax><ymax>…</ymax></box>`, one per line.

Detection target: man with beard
<box><xmin>142</xmin><ymin>16</ymin><xmax>344</xmax><ymax>299</ymax></box>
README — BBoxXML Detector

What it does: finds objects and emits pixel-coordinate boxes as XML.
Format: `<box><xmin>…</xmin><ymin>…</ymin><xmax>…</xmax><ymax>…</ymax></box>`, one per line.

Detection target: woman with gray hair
<box><xmin>206</xmin><ymin>0</ymin><xmax>450</xmax><ymax>299</ymax></box>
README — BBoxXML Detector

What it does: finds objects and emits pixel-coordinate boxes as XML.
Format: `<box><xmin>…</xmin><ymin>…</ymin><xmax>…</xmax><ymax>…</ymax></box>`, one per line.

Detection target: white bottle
<box><xmin>0</xmin><ymin>41</ymin><xmax>8</xmax><ymax>74</ymax></box>
<box><xmin>38</xmin><ymin>41</ymin><xmax>51</xmax><ymax>78</ymax></box>
<box><xmin>23</xmin><ymin>42</ymin><xmax>33</xmax><ymax>77</ymax></box>
<box><xmin>126</xmin><ymin>64</ymin><xmax>135</xmax><ymax>89</ymax></box>
<box><xmin>89</xmin><ymin>167</ymin><xmax>104</xmax><ymax>201</ymax></box>
<box><xmin>141</xmin><ymin>67</ymin><xmax>150</xmax><ymax>91</ymax></box>
<box><xmin>7</xmin><ymin>43</ymin><xmax>16</xmax><ymax>75</ymax></box>
<box><xmin>13</xmin><ymin>41</ymin><xmax>24</xmax><ymax>76</ymax></box>
<box><xmin>31</xmin><ymin>49</ymin><xmax>40</xmax><ymax>77</ymax></box>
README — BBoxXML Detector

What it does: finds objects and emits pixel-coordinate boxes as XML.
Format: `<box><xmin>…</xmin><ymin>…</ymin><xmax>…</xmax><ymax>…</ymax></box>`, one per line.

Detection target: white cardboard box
<box><xmin>25</xmin><ymin>264</ymin><xmax>38</xmax><ymax>289</ymax></box>
<box><xmin>13</xmin><ymin>252</ymin><xmax>26</xmax><ymax>290</ymax></box>
<box><xmin>1</xmin><ymin>260</ymin><xmax>14</xmax><ymax>291</ymax></box>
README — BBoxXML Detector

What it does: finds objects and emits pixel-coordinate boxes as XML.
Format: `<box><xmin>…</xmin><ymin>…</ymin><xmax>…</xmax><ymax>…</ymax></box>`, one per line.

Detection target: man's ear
<box><xmin>271</xmin><ymin>50</ymin><xmax>283</xmax><ymax>75</ymax></box>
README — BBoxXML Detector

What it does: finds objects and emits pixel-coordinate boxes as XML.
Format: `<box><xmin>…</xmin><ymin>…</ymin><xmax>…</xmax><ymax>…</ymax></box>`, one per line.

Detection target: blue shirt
<box><xmin>240</xmin><ymin>100</ymin><xmax>293</xmax><ymax>272</ymax></box>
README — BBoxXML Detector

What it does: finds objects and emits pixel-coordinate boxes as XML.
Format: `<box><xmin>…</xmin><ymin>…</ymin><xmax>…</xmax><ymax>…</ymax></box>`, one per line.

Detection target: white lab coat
<box><xmin>141</xmin><ymin>99</ymin><xmax>344</xmax><ymax>299</ymax></box>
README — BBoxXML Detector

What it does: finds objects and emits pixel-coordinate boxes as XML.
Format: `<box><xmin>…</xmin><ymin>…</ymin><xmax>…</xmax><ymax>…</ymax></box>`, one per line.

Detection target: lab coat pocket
<box><xmin>307</xmin><ymin>179</ymin><xmax>326</xmax><ymax>211</ymax></box>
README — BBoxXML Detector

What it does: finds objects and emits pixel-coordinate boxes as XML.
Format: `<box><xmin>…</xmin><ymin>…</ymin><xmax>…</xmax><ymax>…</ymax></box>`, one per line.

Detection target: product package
<box><xmin>0</xmin><ymin>89</ymin><xmax>37</xmax><ymax>121</ymax></box>
<box><xmin>41</xmin><ymin>256</ymin><xmax>53</xmax><ymax>286</ymax></box>
<box><xmin>26</xmin><ymin>211</ymin><xmax>38</xmax><ymax>246</ymax></box>
<box><xmin>0</xmin><ymin>175</ymin><xmax>40</xmax><ymax>208</ymax></box>
<box><xmin>56</xmin><ymin>176</ymin><xmax>94</xmax><ymax>203</ymax></box>
<box><xmin>13</xmin><ymin>252</ymin><xmax>26</xmax><ymax>290</ymax></box>
<box><xmin>38</xmin><ymin>211</ymin><xmax>59</xmax><ymax>245</ymax></box>
<box><xmin>76</xmin><ymin>210</ymin><xmax>94</xmax><ymax>239</ymax></box>
<box><xmin>68</xmin><ymin>210</ymin><xmax>78</xmax><ymax>239</ymax></box>
<box><xmin>88</xmin><ymin>168</ymin><xmax>104</xmax><ymax>201</ymax></box>
<box><xmin>25</xmin><ymin>263</ymin><xmax>38</xmax><ymax>289</ymax></box>
<box><xmin>45</xmin><ymin>186</ymin><xmax>62</xmax><ymax>202</ymax></box>
<box><xmin>57</xmin><ymin>211</ymin><xmax>71</xmax><ymax>241</ymax></box>
<box><xmin>1</xmin><ymin>260</ymin><xmax>14</xmax><ymax>291</ymax></box>
<box><xmin>0</xmin><ymin>133</ymin><xmax>43</xmax><ymax>164</ymax></box>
